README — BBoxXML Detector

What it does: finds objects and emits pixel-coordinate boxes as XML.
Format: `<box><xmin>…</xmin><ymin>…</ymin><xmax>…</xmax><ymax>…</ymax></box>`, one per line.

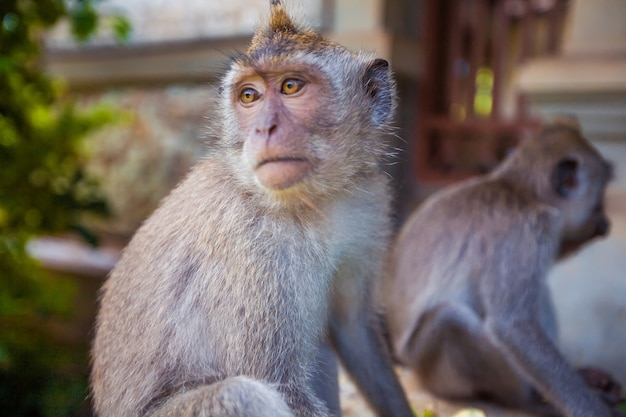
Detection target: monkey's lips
<box><xmin>255</xmin><ymin>157</ymin><xmax>311</xmax><ymax>190</ymax></box>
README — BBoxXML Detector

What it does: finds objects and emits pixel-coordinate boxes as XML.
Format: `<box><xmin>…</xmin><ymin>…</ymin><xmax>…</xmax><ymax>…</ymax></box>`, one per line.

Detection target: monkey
<box><xmin>382</xmin><ymin>121</ymin><xmax>617</xmax><ymax>417</ymax></box>
<box><xmin>90</xmin><ymin>2</ymin><xmax>414</xmax><ymax>417</ymax></box>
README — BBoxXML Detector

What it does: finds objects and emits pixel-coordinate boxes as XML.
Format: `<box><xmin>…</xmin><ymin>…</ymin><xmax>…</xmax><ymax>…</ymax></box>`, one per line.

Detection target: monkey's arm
<box><xmin>327</xmin><ymin>262</ymin><xmax>414</xmax><ymax>417</ymax></box>
<box><xmin>487</xmin><ymin>316</ymin><xmax>613</xmax><ymax>417</ymax></box>
<box><xmin>483</xmin><ymin>224</ymin><xmax>613</xmax><ymax>417</ymax></box>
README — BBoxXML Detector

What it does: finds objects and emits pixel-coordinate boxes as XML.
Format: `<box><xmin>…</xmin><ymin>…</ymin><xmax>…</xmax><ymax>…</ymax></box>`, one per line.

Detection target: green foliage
<box><xmin>110</xmin><ymin>14</ymin><xmax>131</xmax><ymax>44</ymax></box>
<box><xmin>70</xmin><ymin>0</ymin><xmax>98</xmax><ymax>42</ymax></box>
<box><xmin>0</xmin><ymin>1</ymin><xmax>130</xmax><ymax>415</ymax></box>
<box><xmin>422</xmin><ymin>409</ymin><xmax>437</xmax><ymax>417</ymax></box>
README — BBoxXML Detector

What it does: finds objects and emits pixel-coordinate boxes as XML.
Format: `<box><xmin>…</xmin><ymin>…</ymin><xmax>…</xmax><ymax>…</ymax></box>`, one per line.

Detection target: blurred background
<box><xmin>1</xmin><ymin>0</ymin><xmax>625</xmax><ymax>416</ymax></box>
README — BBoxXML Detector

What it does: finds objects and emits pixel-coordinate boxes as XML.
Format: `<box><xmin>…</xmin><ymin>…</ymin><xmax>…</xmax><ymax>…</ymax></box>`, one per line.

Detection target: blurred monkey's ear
<box><xmin>552</xmin><ymin>157</ymin><xmax>579</xmax><ymax>198</ymax></box>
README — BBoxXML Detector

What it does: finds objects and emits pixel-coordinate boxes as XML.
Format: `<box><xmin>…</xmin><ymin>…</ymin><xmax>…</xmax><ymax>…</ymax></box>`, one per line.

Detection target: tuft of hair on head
<box><xmin>269</xmin><ymin>0</ymin><xmax>298</xmax><ymax>33</ymax></box>
<box><xmin>247</xmin><ymin>0</ymin><xmax>328</xmax><ymax>59</ymax></box>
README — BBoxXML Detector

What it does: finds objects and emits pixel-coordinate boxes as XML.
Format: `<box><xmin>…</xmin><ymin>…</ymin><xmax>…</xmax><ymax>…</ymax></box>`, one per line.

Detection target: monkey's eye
<box><xmin>281</xmin><ymin>79</ymin><xmax>305</xmax><ymax>95</ymax></box>
<box><xmin>240</xmin><ymin>88</ymin><xmax>260</xmax><ymax>104</ymax></box>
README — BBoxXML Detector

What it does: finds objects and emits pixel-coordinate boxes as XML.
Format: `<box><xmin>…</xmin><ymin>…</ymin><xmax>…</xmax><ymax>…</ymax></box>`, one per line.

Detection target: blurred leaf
<box><xmin>423</xmin><ymin>408</ymin><xmax>438</xmax><ymax>417</ymax></box>
<box><xmin>450</xmin><ymin>409</ymin><xmax>487</xmax><ymax>417</ymax></box>
<box><xmin>2</xmin><ymin>13</ymin><xmax>20</xmax><ymax>32</ymax></box>
<box><xmin>0</xmin><ymin>56</ymin><xmax>15</xmax><ymax>72</ymax></box>
<box><xmin>112</xmin><ymin>15</ymin><xmax>132</xmax><ymax>44</ymax></box>
<box><xmin>69</xmin><ymin>1</ymin><xmax>98</xmax><ymax>42</ymax></box>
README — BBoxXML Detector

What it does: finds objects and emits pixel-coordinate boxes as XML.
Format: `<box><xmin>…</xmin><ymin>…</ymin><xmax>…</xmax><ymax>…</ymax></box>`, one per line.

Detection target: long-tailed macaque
<box><xmin>91</xmin><ymin>2</ymin><xmax>413</xmax><ymax>417</ymax></box>
<box><xmin>383</xmin><ymin>122</ymin><xmax>618</xmax><ymax>417</ymax></box>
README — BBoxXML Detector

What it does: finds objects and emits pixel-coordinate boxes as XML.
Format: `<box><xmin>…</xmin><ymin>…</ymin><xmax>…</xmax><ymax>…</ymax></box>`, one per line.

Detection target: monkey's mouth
<box><xmin>255</xmin><ymin>157</ymin><xmax>311</xmax><ymax>190</ymax></box>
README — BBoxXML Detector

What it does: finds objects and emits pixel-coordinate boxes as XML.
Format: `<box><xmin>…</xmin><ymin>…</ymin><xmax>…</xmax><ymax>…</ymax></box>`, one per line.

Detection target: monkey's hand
<box><xmin>578</xmin><ymin>367</ymin><xmax>623</xmax><ymax>407</ymax></box>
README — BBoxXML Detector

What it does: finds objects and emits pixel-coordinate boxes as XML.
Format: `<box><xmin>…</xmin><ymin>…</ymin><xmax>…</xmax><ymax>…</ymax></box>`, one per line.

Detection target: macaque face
<box><xmin>232</xmin><ymin>63</ymin><xmax>331</xmax><ymax>191</ymax></box>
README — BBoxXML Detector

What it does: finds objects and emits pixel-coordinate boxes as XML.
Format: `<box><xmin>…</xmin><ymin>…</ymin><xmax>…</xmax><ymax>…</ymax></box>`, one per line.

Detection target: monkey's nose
<box><xmin>255</xmin><ymin>122</ymin><xmax>277</xmax><ymax>133</ymax></box>
<box><xmin>254</xmin><ymin>108</ymin><xmax>279</xmax><ymax>137</ymax></box>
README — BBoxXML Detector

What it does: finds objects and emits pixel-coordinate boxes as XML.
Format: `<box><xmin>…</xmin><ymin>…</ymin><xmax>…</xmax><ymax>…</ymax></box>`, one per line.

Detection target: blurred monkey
<box><xmin>384</xmin><ymin>122</ymin><xmax>617</xmax><ymax>417</ymax></box>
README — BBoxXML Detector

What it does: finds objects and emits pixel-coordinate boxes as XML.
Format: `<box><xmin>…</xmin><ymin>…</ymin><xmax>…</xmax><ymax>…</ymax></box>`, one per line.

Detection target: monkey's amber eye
<box><xmin>240</xmin><ymin>88</ymin><xmax>260</xmax><ymax>104</ymax></box>
<box><xmin>281</xmin><ymin>79</ymin><xmax>305</xmax><ymax>95</ymax></box>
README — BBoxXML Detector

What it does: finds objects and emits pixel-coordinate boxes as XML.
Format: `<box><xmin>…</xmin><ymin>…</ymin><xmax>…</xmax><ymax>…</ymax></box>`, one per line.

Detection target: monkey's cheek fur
<box><xmin>255</xmin><ymin>159</ymin><xmax>312</xmax><ymax>190</ymax></box>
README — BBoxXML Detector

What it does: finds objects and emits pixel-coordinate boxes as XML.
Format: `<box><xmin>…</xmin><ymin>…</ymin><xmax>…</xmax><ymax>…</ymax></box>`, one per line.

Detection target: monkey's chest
<box><xmin>202</xmin><ymin>244</ymin><xmax>334</xmax><ymax>379</ymax></box>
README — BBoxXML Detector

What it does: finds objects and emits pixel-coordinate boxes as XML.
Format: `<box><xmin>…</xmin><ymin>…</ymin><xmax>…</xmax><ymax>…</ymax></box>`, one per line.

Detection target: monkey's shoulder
<box><xmin>401</xmin><ymin>177</ymin><xmax>561</xmax><ymax>249</ymax></box>
<box><xmin>105</xmin><ymin>162</ymin><xmax>251</xmax><ymax>270</ymax></box>
<box><xmin>427</xmin><ymin>177</ymin><xmax>556</xmax><ymax>219</ymax></box>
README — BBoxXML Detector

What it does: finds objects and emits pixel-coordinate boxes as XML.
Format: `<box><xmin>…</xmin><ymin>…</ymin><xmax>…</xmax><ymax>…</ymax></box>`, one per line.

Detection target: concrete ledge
<box><xmin>516</xmin><ymin>55</ymin><xmax>626</xmax><ymax>94</ymax></box>
<box><xmin>515</xmin><ymin>56</ymin><xmax>626</xmax><ymax>143</ymax></box>
<box><xmin>43</xmin><ymin>37</ymin><xmax>250</xmax><ymax>89</ymax></box>
<box><xmin>27</xmin><ymin>236</ymin><xmax>119</xmax><ymax>278</ymax></box>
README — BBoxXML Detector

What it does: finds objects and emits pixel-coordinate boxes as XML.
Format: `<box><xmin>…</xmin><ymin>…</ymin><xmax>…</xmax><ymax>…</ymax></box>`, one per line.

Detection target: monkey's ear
<box><xmin>552</xmin><ymin>157</ymin><xmax>579</xmax><ymax>198</ymax></box>
<box><xmin>363</xmin><ymin>58</ymin><xmax>395</xmax><ymax>127</ymax></box>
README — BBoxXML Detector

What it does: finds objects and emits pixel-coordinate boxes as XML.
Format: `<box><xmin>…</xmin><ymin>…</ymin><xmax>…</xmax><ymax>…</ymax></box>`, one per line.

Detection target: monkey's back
<box><xmin>385</xmin><ymin>176</ymin><xmax>561</xmax><ymax>355</ymax></box>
